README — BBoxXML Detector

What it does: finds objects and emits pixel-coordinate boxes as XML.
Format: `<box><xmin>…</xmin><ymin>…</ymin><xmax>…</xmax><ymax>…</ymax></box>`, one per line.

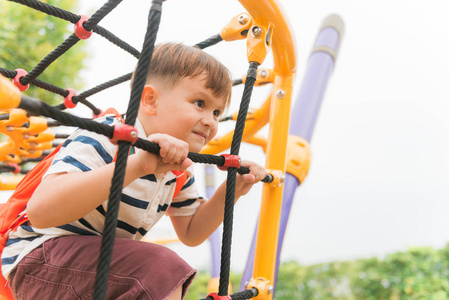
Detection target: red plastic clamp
<box><xmin>206</xmin><ymin>293</ymin><xmax>231</xmax><ymax>300</ymax></box>
<box><xmin>13</xmin><ymin>69</ymin><xmax>29</xmax><ymax>92</ymax></box>
<box><xmin>217</xmin><ymin>154</ymin><xmax>241</xmax><ymax>171</ymax></box>
<box><xmin>74</xmin><ymin>15</ymin><xmax>93</xmax><ymax>40</ymax></box>
<box><xmin>64</xmin><ymin>88</ymin><xmax>77</xmax><ymax>108</ymax></box>
<box><xmin>9</xmin><ymin>163</ymin><xmax>20</xmax><ymax>174</ymax></box>
<box><xmin>110</xmin><ymin>123</ymin><xmax>138</xmax><ymax>145</ymax></box>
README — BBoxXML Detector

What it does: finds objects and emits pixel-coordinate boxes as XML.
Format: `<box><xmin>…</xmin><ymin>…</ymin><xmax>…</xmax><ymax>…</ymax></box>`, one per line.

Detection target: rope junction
<box><xmin>1</xmin><ymin>0</ymin><xmax>277</xmax><ymax>299</ymax></box>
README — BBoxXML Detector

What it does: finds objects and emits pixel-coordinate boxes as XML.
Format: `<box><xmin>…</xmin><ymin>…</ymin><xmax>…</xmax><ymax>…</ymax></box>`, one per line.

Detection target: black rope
<box><xmin>21</xmin><ymin>34</ymin><xmax>80</xmax><ymax>85</ymax></box>
<box><xmin>10</xmin><ymin>0</ymin><xmax>140</xmax><ymax>59</ymax></box>
<box><xmin>10</xmin><ymin>0</ymin><xmax>80</xmax><ymax>23</ymax></box>
<box><xmin>195</xmin><ymin>34</ymin><xmax>223</xmax><ymax>49</ymax></box>
<box><xmin>19</xmin><ymin>0</ymin><xmax>123</xmax><ymax>85</ymax></box>
<box><xmin>93</xmin><ymin>0</ymin><xmax>161</xmax><ymax>298</ymax></box>
<box><xmin>218</xmin><ymin>62</ymin><xmax>259</xmax><ymax>296</ymax></box>
<box><xmin>75</xmin><ymin>73</ymin><xmax>133</xmax><ymax>104</ymax></box>
<box><xmin>1</xmin><ymin>68</ymin><xmax>102</xmax><ymax>114</ymax></box>
<box><xmin>93</xmin><ymin>26</ymin><xmax>140</xmax><ymax>59</ymax></box>
<box><xmin>83</xmin><ymin>0</ymin><xmax>123</xmax><ymax>32</ymax></box>
<box><xmin>19</xmin><ymin>96</ymin><xmax>114</xmax><ymax>137</ymax></box>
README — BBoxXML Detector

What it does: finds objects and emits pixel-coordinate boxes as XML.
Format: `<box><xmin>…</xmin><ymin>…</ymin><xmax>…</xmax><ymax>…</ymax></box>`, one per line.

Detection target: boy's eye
<box><xmin>213</xmin><ymin>110</ymin><xmax>220</xmax><ymax>117</ymax></box>
<box><xmin>194</xmin><ymin>100</ymin><xmax>204</xmax><ymax>108</ymax></box>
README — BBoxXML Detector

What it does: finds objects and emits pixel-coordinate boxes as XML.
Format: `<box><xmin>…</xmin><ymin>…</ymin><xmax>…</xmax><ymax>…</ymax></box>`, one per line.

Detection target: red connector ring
<box><xmin>13</xmin><ymin>69</ymin><xmax>29</xmax><ymax>92</ymax></box>
<box><xmin>64</xmin><ymin>88</ymin><xmax>77</xmax><ymax>108</ymax></box>
<box><xmin>9</xmin><ymin>163</ymin><xmax>20</xmax><ymax>174</ymax></box>
<box><xmin>75</xmin><ymin>15</ymin><xmax>93</xmax><ymax>40</ymax></box>
<box><xmin>206</xmin><ymin>293</ymin><xmax>231</xmax><ymax>300</ymax></box>
<box><xmin>110</xmin><ymin>124</ymin><xmax>138</xmax><ymax>145</ymax></box>
<box><xmin>218</xmin><ymin>154</ymin><xmax>241</xmax><ymax>171</ymax></box>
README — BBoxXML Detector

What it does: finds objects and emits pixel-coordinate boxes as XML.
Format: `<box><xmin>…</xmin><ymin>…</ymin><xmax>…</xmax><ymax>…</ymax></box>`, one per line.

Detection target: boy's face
<box><xmin>149</xmin><ymin>74</ymin><xmax>226</xmax><ymax>153</ymax></box>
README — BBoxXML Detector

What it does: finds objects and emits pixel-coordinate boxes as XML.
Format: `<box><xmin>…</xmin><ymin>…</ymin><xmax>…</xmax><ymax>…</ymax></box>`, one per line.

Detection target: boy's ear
<box><xmin>141</xmin><ymin>85</ymin><xmax>158</xmax><ymax>115</ymax></box>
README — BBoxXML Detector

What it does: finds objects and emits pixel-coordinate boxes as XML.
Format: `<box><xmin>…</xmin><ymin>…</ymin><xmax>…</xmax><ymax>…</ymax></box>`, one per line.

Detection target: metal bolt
<box><xmin>276</xmin><ymin>89</ymin><xmax>286</xmax><ymax>99</ymax></box>
<box><xmin>238</xmin><ymin>14</ymin><xmax>248</xmax><ymax>25</ymax></box>
<box><xmin>267</xmin><ymin>285</ymin><xmax>273</xmax><ymax>295</ymax></box>
<box><xmin>130</xmin><ymin>131</ymin><xmax>137</xmax><ymax>139</ymax></box>
<box><xmin>251</xmin><ymin>26</ymin><xmax>263</xmax><ymax>38</ymax></box>
<box><xmin>29</xmin><ymin>142</ymin><xmax>37</xmax><ymax>147</ymax></box>
<box><xmin>259</xmin><ymin>70</ymin><xmax>268</xmax><ymax>78</ymax></box>
<box><xmin>22</xmin><ymin>133</ymin><xmax>30</xmax><ymax>139</ymax></box>
<box><xmin>280</xmin><ymin>174</ymin><xmax>286</xmax><ymax>184</ymax></box>
<box><xmin>244</xmin><ymin>282</ymin><xmax>250</xmax><ymax>289</ymax></box>
<box><xmin>6</xmin><ymin>126</ymin><xmax>14</xmax><ymax>132</ymax></box>
<box><xmin>28</xmin><ymin>149</ymin><xmax>35</xmax><ymax>154</ymax></box>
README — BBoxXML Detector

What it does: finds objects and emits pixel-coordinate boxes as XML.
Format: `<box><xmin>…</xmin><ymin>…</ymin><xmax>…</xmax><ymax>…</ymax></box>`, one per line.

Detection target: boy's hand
<box><xmin>137</xmin><ymin>133</ymin><xmax>192</xmax><ymax>174</ymax></box>
<box><xmin>235</xmin><ymin>160</ymin><xmax>267</xmax><ymax>197</ymax></box>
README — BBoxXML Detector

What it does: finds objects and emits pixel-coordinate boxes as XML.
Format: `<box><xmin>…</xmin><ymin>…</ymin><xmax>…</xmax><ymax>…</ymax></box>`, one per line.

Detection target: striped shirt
<box><xmin>1</xmin><ymin>116</ymin><xmax>204</xmax><ymax>279</ymax></box>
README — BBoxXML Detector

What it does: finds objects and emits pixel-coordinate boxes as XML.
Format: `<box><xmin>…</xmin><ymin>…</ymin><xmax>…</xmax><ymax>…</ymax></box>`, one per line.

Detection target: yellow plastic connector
<box><xmin>0</xmin><ymin>74</ymin><xmax>22</xmax><ymax>110</ymax></box>
<box><xmin>264</xmin><ymin>169</ymin><xmax>284</xmax><ymax>187</ymax></box>
<box><xmin>242</xmin><ymin>68</ymin><xmax>274</xmax><ymax>86</ymax></box>
<box><xmin>285</xmin><ymin>135</ymin><xmax>311</xmax><ymax>184</ymax></box>
<box><xmin>245</xmin><ymin>277</ymin><xmax>272</xmax><ymax>300</ymax></box>
<box><xmin>220</xmin><ymin>13</ymin><xmax>253</xmax><ymax>41</ymax></box>
<box><xmin>247</xmin><ymin>23</ymin><xmax>272</xmax><ymax>65</ymax></box>
<box><xmin>0</xmin><ymin>111</ymin><xmax>51</xmax><ymax>163</ymax></box>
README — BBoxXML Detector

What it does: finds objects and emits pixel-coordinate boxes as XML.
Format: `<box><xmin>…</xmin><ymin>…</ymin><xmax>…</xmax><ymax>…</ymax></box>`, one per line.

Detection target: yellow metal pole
<box><xmin>252</xmin><ymin>75</ymin><xmax>293</xmax><ymax>297</ymax></box>
<box><xmin>237</xmin><ymin>0</ymin><xmax>296</xmax><ymax>298</ymax></box>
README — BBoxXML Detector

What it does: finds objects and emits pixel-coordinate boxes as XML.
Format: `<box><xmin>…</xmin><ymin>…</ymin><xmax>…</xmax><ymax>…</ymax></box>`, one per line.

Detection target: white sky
<box><xmin>6</xmin><ymin>0</ymin><xmax>449</xmax><ymax>273</ymax></box>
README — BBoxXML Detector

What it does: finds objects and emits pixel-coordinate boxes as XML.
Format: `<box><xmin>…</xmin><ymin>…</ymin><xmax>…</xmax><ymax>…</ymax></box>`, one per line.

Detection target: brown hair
<box><xmin>132</xmin><ymin>43</ymin><xmax>232</xmax><ymax>110</ymax></box>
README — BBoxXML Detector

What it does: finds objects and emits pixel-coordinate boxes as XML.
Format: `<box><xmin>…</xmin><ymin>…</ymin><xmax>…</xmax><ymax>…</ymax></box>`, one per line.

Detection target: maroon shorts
<box><xmin>9</xmin><ymin>235</ymin><xmax>196</xmax><ymax>299</ymax></box>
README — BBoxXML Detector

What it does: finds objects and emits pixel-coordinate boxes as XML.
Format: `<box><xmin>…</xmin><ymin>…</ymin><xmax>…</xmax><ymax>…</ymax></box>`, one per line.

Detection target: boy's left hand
<box><xmin>235</xmin><ymin>160</ymin><xmax>267</xmax><ymax>197</ymax></box>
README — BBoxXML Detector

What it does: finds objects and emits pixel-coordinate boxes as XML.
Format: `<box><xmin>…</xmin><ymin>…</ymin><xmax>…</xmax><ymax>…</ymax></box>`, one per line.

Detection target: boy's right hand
<box><xmin>137</xmin><ymin>133</ymin><xmax>192</xmax><ymax>174</ymax></box>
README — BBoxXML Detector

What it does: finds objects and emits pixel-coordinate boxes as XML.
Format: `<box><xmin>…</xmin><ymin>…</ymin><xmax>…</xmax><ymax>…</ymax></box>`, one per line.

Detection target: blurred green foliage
<box><xmin>0</xmin><ymin>0</ymin><xmax>87</xmax><ymax>105</ymax></box>
<box><xmin>186</xmin><ymin>244</ymin><xmax>449</xmax><ymax>299</ymax></box>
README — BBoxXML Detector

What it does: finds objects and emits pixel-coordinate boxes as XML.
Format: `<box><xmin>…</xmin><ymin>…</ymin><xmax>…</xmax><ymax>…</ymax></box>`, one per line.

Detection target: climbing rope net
<box><xmin>0</xmin><ymin>0</ymin><xmax>297</xmax><ymax>299</ymax></box>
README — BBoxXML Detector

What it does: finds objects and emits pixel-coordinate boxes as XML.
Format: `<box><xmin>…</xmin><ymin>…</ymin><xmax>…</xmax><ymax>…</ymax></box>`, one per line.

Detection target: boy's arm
<box><xmin>27</xmin><ymin>133</ymin><xmax>191</xmax><ymax>229</ymax></box>
<box><xmin>170</xmin><ymin>160</ymin><xmax>266</xmax><ymax>246</ymax></box>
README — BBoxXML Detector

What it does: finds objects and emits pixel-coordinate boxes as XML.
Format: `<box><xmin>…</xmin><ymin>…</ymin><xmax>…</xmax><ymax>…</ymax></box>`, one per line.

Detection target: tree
<box><xmin>0</xmin><ymin>0</ymin><xmax>87</xmax><ymax>105</ymax></box>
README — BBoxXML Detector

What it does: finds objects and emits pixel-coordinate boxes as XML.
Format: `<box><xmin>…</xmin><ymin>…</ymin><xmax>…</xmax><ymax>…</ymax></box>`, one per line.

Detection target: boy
<box><xmin>2</xmin><ymin>43</ymin><xmax>267</xmax><ymax>299</ymax></box>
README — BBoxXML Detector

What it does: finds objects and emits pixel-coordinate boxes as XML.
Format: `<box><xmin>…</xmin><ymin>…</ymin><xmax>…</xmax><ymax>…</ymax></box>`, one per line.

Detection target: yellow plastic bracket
<box><xmin>246</xmin><ymin>22</ymin><xmax>273</xmax><ymax>64</ymax></box>
<box><xmin>242</xmin><ymin>68</ymin><xmax>274</xmax><ymax>86</ymax></box>
<box><xmin>264</xmin><ymin>169</ymin><xmax>284</xmax><ymax>188</ymax></box>
<box><xmin>25</xmin><ymin>116</ymin><xmax>48</xmax><ymax>135</ymax></box>
<box><xmin>0</xmin><ymin>74</ymin><xmax>22</xmax><ymax>110</ymax></box>
<box><xmin>286</xmin><ymin>135</ymin><xmax>311</xmax><ymax>183</ymax></box>
<box><xmin>246</xmin><ymin>277</ymin><xmax>273</xmax><ymax>300</ymax></box>
<box><xmin>0</xmin><ymin>109</ymin><xmax>28</xmax><ymax>130</ymax></box>
<box><xmin>220</xmin><ymin>12</ymin><xmax>253</xmax><ymax>41</ymax></box>
<box><xmin>27</xmin><ymin>128</ymin><xmax>55</xmax><ymax>144</ymax></box>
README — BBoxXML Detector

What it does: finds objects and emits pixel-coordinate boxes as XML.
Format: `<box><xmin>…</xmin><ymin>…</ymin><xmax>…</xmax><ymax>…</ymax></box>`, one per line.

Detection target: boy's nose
<box><xmin>201</xmin><ymin>112</ymin><xmax>216</xmax><ymax>128</ymax></box>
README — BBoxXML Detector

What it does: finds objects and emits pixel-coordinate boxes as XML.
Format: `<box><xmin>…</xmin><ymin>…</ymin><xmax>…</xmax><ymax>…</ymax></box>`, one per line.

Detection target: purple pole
<box><xmin>205</xmin><ymin>165</ymin><xmax>222</xmax><ymax>278</ymax></box>
<box><xmin>239</xmin><ymin>14</ymin><xmax>344</xmax><ymax>292</ymax></box>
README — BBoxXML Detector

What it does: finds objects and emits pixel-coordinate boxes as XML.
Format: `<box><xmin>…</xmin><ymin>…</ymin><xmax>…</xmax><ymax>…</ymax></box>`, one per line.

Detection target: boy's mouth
<box><xmin>193</xmin><ymin>131</ymin><xmax>207</xmax><ymax>140</ymax></box>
